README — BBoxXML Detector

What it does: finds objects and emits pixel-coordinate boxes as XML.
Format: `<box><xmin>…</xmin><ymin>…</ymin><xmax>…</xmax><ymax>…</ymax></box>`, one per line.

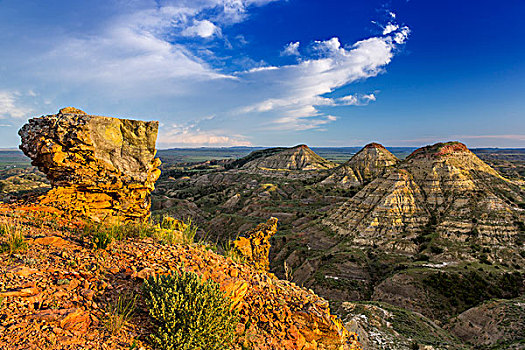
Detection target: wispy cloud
<box><xmin>0</xmin><ymin>91</ymin><xmax>33</xmax><ymax>119</ymax></box>
<box><xmin>456</xmin><ymin>134</ymin><xmax>525</xmax><ymax>140</ymax></box>
<box><xmin>281</xmin><ymin>42</ymin><xmax>300</xmax><ymax>56</ymax></box>
<box><xmin>237</xmin><ymin>21</ymin><xmax>409</xmax><ymax>130</ymax></box>
<box><xmin>158</xmin><ymin>118</ymin><xmax>252</xmax><ymax>147</ymax></box>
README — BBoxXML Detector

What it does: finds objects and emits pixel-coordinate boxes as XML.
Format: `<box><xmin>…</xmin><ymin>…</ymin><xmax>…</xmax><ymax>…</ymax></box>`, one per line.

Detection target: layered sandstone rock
<box><xmin>327</xmin><ymin>169</ymin><xmax>428</xmax><ymax>251</ymax></box>
<box><xmin>233</xmin><ymin>217</ymin><xmax>278</xmax><ymax>271</ymax></box>
<box><xmin>18</xmin><ymin>108</ymin><xmax>161</xmax><ymax>222</ymax></box>
<box><xmin>325</xmin><ymin>141</ymin><xmax>524</xmax><ymax>251</ymax></box>
<box><xmin>348</xmin><ymin>143</ymin><xmax>399</xmax><ymax>182</ymax></box>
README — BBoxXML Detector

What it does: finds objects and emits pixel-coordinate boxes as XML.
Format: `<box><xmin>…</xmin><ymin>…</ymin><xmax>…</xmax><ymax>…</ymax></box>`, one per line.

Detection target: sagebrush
<box><xmin>143</xmin><ymin>270</ymin><xmax>239</xmax><ymax>350</ymax></box>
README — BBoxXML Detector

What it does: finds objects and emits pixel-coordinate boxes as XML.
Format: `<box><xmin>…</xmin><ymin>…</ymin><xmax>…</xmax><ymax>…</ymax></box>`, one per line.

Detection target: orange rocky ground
<box><xmin>0</xmin><ymin>206</ymin><xmax>361</xmax><ymax>350</ymax></box>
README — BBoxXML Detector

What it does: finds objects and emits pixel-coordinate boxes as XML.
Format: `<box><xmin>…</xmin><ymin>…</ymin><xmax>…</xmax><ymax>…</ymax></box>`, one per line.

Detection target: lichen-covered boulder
<box><xmin>18</xmin><ymin>108</ymin><xmax>161</xmax><ymax>222</ymax></box>
<box><xmin>233</xmin><ymin>217</ymin><xmax>278</xmax><ymax>271</ymax></box>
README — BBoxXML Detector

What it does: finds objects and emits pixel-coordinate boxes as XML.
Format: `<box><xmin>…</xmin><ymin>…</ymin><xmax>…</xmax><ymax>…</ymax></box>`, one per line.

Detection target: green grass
<box><xmin>82</xmin><ymin>220</ymin><xmax>159</xmax><ymax>249</ymax></box>
<box><xmin>155</xmin><ymin>217</ymin><xmax>199</xmax><ymax>245</ymax></box>
<box><xmin>0</xmin><ymin>220</ymin><xmax>27</xmax><ymax>254</ymax></box>
<box><xmin>104</xmin><ymin>292</ymin><xmax>137</xmax><ymax>335</ymax></box>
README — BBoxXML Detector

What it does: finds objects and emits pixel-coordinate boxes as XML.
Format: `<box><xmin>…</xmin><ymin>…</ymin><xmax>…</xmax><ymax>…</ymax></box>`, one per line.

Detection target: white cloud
<box><xmin>281</xmin><ymin>41</ymin><xmax>300</xmax><ymax>56</ymax></box>
<box><xmin>158</xmin><ymin>121</ymin><xmax>252</xmax><ymax>147</ymax></box>
<box><xmin>393</xmin><ymin>26</ymin><xmax>411</xmax><ymax>44</ymax></box>
<box><xmin>237</xmin><ymin>23</ymin><xmax>409</xmax><ymax>130</ymax></box>
<box><xmin>21</xmin><ymin>0</ymin><xmax>286</xmax><ymax>96</ymax></box>
<box><xmin>339</xmin><ymin>93</ymin><xmax>376</xmax><ymax>106</ymax></box>
<box><xmin>382</xmin><ymin>23</ymin><xmax>399</xmax><ymax>35</ymax></box>
<box><xmin>0</xmin><ymin>91</ymin><xmax>32</xmax><ymax>119</ymax></box>
<box><xmin>182</xmin><ymin>20</ymin><xmax>220</xmax><ymax>38</ymax></box>
<box><xmin>0</xmin><ymin>1</ymin><xmax>410</xmax><ymax>147</ymax></box>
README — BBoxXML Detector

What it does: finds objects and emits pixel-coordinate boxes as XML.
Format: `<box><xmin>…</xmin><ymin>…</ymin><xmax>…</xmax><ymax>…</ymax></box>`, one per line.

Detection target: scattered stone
<box><xmin>56</xmin><ymin>279</ymin><xmax>70</xmax><ymax>286</ymax></box>
<box><xmin>0</xmin><ymin>212</ymin><xmax>361</xmax><ymax>349</ymax></box>
<box><xmin>132</xmin><ymin>267</ymin><xmax>155</xmax><ymax>280</ymax></box>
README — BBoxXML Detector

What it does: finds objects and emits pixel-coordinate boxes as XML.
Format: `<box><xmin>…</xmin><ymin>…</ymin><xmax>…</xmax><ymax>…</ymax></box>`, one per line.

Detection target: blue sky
<box><xmin>0</xmin><ymin>0</ymin><xmax>524</xmax><ymax>148</ymax></box>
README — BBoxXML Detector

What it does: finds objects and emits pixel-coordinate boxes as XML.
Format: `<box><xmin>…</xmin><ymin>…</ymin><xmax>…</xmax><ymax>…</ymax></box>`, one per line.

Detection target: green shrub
<box><xmin>143</xmin><ymin>271</ymin><xmax>238</xmax><ymax>350</ymax></box>
<box><xmin>429</xmin><ymin>246</ymin><xmax>443</xmax><ymax>254</ymax></box>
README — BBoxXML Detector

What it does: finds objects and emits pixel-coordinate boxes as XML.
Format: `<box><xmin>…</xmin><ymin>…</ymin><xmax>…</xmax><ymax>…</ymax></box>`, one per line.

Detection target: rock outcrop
<box><xmin>321</xmin><ymin>143</ymin><xmax>399</xmax><ymax>188</ymax></box>
<box><xmin>233</xmin><ymin>217</ymin><xmax>278</xmax><ymax>271</ymax></box>
<box><xmin>237</xmin><ymin>145</ymin><xmax>336</xmax><ymax>171</ymax></box>
<box><xmin>18</xmin><ymin>108</ymin><xmax>161</xmax><ymax>222</ymax></box>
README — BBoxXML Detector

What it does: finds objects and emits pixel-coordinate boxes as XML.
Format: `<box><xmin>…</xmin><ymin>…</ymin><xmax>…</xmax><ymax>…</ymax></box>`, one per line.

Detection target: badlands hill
<box><xmin>229</xmin><ymin>144</ymin><xmax>336</xmax><ymax>171</ymax></box>
<box><xmin>325</xmin><ymin>141</ymin><xmax>524</xmax><ymax>252</ymax></box>
<box><xmin>321</xmin><ymin>143</ymin><xmax>399</xmax><ymax>188</ymax></box>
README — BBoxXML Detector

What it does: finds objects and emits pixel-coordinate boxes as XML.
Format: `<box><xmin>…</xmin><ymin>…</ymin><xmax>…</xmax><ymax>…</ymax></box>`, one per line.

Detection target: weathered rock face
<box><xmin>233</xmin><ymin>217</ymin><xmax>278</xmax><ymax>271</ymax></box>
<box><xmin>18</xmin><ymin>108</ymin><xmax>161</xmax><ymax>222</ymax></box>
<box><xmin>348</xmin><ymin>143</ymin><xmax>399</xmax><ymax>184</ymax></box>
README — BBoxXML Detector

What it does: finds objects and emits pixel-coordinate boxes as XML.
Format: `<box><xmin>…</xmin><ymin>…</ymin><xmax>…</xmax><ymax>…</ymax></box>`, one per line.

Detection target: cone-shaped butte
<box><xmin>240</xmin><ymin>144</ymin><xmax>336</xmax><ymax>171</ymax></box>
<box><xmin>347</xmin><ymin>142</ymin><xmax>399</xmax><ymax>184</ymax></box>
<box><xmin>18</xmin><ymin>108</ymin><xmax>161</xmax><ymax>223</ymax></box>
<box><xmin>321</xmin><ymin>142</ymin><xmax>398</xmax><ymax>188</ymax></box>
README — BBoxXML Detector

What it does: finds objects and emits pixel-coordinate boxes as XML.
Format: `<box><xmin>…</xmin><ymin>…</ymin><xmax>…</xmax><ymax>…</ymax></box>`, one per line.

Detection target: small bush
<box><xmin>143</xmin><ymin>271</ymin><xmax>238</xmax><ymax>350</ymax></box>
<box><xmin>429</xmin><ymin>246</ymin><xmax>444</xmax><ymax>254</ymax></box>
<box><xmin>415</xmin><ymin>254</ymin><xmax>430</xmax><ymax>261</ymax></box>
<box><xmin>104</xmin><ymin>292</ymin><xmax>137</xmax><ymax>335</ymax></box>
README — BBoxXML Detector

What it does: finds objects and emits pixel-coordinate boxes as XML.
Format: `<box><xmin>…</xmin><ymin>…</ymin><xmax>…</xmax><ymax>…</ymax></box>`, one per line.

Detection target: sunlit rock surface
<box><xmin>19</xmin><ymin>107</ymin><xmax>161</xmax><ymax>222</ymax></box>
